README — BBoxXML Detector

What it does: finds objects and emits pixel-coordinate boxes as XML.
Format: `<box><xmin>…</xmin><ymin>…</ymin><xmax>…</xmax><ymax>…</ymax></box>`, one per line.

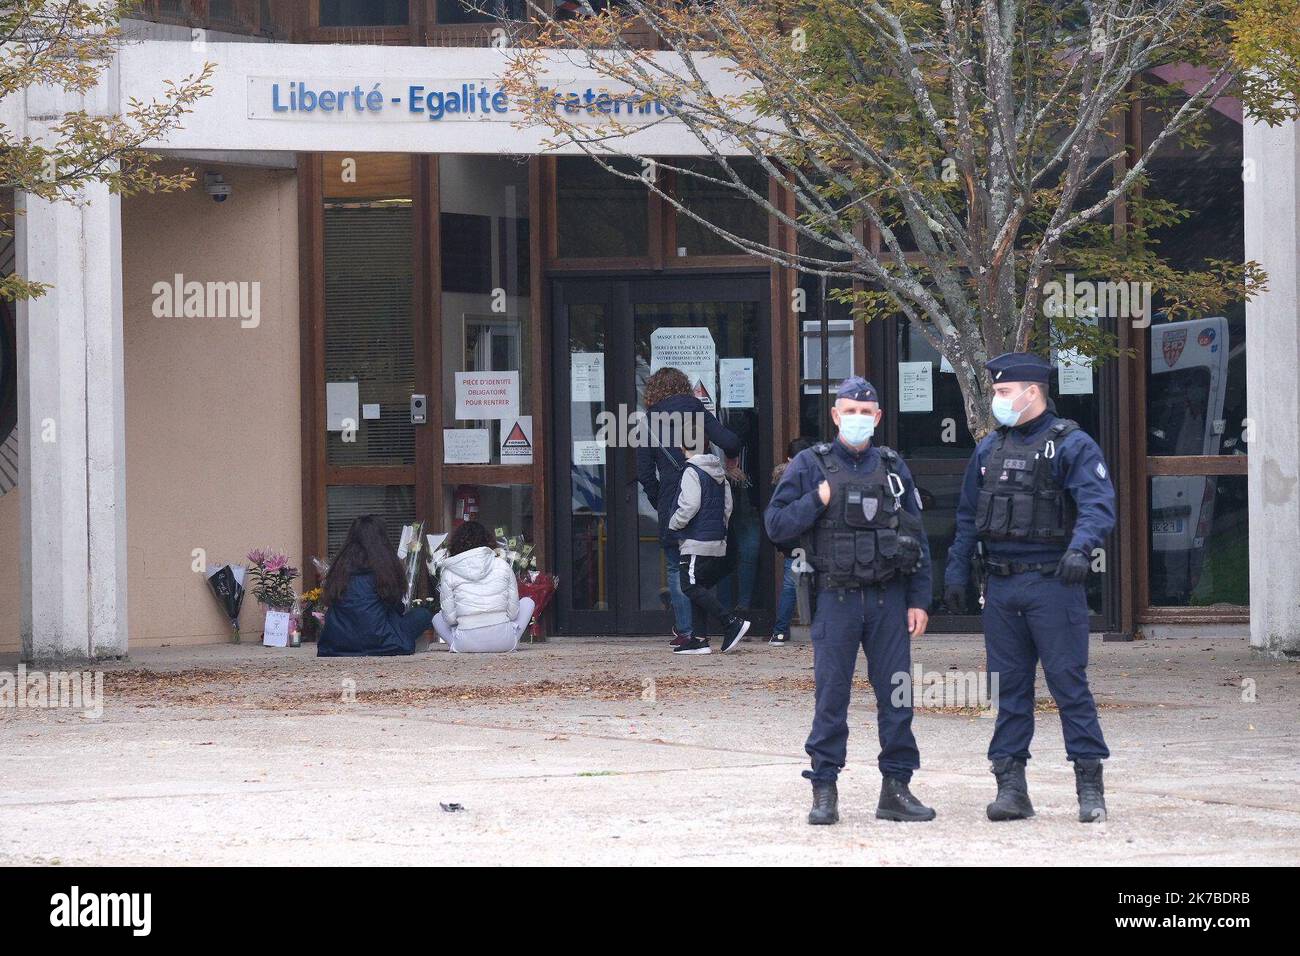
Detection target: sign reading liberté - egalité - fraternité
<box><xmin>247</xmin><ymin>77</ymin><xmax>682</xmax><ymax>123</ymax></box>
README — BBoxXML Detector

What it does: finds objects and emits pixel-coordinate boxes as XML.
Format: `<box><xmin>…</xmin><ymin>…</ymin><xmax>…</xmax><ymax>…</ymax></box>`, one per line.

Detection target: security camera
<box><xmin>203</xmin><ymin>171</ymin><xmax>232</xmax><ymax>203</ymax></box>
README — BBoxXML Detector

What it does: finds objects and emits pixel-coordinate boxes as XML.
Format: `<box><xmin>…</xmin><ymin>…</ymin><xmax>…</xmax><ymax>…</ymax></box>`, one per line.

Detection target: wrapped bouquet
<box><xmin>496</xmin><ymin>527</ymin><xmax>558</xmax><ymax>639</ymax></box>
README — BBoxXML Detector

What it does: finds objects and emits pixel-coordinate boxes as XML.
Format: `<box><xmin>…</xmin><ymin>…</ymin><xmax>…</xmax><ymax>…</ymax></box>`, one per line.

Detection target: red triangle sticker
<box><xmin>503</xmin><ymin>421</ymin><xmax>531</xmax><ymax>448</ymax></box>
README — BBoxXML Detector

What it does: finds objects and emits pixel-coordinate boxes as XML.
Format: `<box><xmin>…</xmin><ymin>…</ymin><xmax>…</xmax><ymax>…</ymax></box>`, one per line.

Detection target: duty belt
<box><xmin>981</xmin><ymin>556</ymin><xmax>1060</xmax><ymax>576</ymax></box>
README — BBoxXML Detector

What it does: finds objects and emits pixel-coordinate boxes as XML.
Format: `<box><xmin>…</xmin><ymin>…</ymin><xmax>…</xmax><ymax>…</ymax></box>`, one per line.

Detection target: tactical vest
<box><xmin>804</xmin><ymin>444</ymin><xmax>926</xmax><ymax>588</ymax></box>
<box><xmin>974</xmin><ymin>418</ymin><xmax>1079</xmax><ymax>544</ymax></box>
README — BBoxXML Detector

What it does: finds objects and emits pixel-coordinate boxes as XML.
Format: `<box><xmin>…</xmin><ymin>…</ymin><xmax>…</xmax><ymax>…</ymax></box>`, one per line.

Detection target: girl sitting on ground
<box><xmin>317</xmin><ymin>514</ymin><xmax>433</xmax><ymax>657</ymax></box>
<box><xmin>433</xmin><ymin>521</ymin><xmax>534</xmax><ymax>654</ymax></box>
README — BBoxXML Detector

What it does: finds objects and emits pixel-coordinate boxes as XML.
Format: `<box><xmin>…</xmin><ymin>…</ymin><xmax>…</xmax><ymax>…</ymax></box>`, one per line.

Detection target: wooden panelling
<box><xmin>320</xmin><ymin>153</ymin><xmax>413</xmax><ymax>201</ymax></box>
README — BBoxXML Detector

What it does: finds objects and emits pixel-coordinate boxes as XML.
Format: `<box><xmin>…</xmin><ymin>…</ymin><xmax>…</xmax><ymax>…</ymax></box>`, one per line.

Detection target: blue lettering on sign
<box><xmin>267</xmin><ymin>80</ymin><xmax>678</xmax><ymax>120</ymax></box>
<box><xmin>272</xmin><ymin>81</ymin><xmax>384</xmax><ymax>114</ymax></box>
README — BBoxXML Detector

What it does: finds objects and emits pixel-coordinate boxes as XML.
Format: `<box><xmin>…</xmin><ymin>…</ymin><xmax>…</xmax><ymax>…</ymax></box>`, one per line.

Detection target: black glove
<box><xmin>943</xmin><ymin>584</ymin><xmax>968</xmax><ymax>614</ymax></box>
<box><xmin>1056</xmin><ymin>549</ymin><xmax>1091</xmax><ymax>586</ymax></box>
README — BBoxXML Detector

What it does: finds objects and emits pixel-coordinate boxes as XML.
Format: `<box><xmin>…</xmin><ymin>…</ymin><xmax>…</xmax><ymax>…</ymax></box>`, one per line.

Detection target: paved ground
<box><xmin>1</xmin><ymin>634</ymin><xmax>1297</xmax><ymax>865</ymax></box>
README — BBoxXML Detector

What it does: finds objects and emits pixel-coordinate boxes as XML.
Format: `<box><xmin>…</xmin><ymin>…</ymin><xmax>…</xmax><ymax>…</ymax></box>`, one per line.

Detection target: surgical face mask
<box><xmin>991</xmin><ymin>386</ymin><xmax>1033</xmax><ymax>427</ymax></box>
<box><xmin>838</xmin><ymin>413</ymin><xmax>876</xmax><ymax>446</ymax></box>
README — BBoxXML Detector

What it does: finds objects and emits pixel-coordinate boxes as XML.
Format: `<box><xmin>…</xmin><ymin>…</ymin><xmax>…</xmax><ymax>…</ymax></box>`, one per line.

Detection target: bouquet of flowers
<box><xmin>495</xmin><ymin>527</ymin><xmax>558</xmax><ymax>639</ymax></box>
<box><xmin>397</xmin><ymin>522</ymin><xmax>425</xmax><ymax>610</ymax></box>
<box><xmin>496</xmin><ymin>528</ymin><xmax>536</xmax><ymax>577</ymax></box>
<box><xmin>246</xmin><ymin>549</ymin><xmax>299</xmax><ymax>611</ymax></box>
<box><xmin>300</xmin><ymin>586</ymin><xmax>324</xmax><ymax>640</ymax></box>
<box><xmin>205</xmin><ymin>563</ymin><xmax>246</xmax><ymax>643</ymax></box>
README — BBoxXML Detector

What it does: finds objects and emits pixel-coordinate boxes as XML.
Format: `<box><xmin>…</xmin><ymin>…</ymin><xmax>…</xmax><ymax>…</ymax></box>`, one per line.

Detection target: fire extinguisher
<box><xmin>453</xmin><ymin>485</ymin><xmax>480</xmax><ymax>528</ymax></box>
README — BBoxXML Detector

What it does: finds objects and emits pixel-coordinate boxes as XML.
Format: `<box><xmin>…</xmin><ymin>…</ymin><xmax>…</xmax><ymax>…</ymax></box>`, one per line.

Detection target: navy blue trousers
<box><xmin>983</xmin><ymin>570</ymin><xmax>1109</xmax><ymax>762</ymax></box>
<box><xmin>804</xmin><ymin>581</ymin><xmax>919</xmax><ymax>783</ymax></box>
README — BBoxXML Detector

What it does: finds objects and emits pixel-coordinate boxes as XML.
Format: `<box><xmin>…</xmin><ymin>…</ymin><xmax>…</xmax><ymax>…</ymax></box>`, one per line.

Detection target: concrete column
<box><xmin>1244</xmin><ymin>116</ymin><xmax>1300</xmax><ymax>659</ymax></box>
<box><xmin>16</xmin><ymin>185</ymin><xmax>129</xmax><ymax>662</ymax></box>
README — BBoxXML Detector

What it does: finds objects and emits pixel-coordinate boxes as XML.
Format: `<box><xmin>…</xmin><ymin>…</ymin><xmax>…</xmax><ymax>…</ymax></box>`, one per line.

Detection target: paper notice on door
<box><xmin>898</xmin><ymin>361</ymin><xmax>933</xmax><ymax>413</ymax></box>
<box><xmin>500</xmin><ymin>416</ymin><xmax>533</xmax><ymax>464</ymax></box>
<box><xmin>1057</xmin><ymin>350</ymin><xmax>1094</xmax><ymax>395</ymax></box>
<box><xmin>570</xmin><ymin>353</ymin><xmax>605</xmax><ymax>403</ymax></box>
<box><xmin>362</xmin><ymin>403</ymin><xmax>381</xmax><ymax>420</ymax></box>
<box><xmin>454</xmin><ymin>371</ymin><xmax>519</xmax><ymax>420</ymax></box>
<box><xmin>443</xmin><ymin>428</ymin><xmax>490</xmax><ymax>464</ymax></box>
<box><xmin>326</xmin><ymin>382</ymin><xmax>359</xmax><ymax>432</ymax></box>
<box><xmin>572</xmin><ymin>440</ymin><xmax>606</xmax><ymax>466</ymax></box>
<box><xmin>651</xmin><ymin>327</ymin><xmax>717</xmax><ymax>411</ymax></box>
<box><xmin>719</xmin><ymin>358</ymin><xmax>755</xmax><ymax>408</ymax></box>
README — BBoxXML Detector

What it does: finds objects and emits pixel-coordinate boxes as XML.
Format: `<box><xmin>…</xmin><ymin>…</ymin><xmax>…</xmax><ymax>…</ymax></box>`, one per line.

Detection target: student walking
<box><xmin>668</xmin><ymin>436</ymin><xmax>750</xmax><ymax>655</ymax></box>
<box><xmin>637</xmin><ymin>367</ymin><xmax>741</xmax><ymax>648</ymax></box>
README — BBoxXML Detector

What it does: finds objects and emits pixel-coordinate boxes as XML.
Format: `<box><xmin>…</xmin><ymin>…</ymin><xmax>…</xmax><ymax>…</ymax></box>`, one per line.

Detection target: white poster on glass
<box><xmin>651</xmin><ymin>327</ymin><xmax>717</xmax><ymax>411</ymax></box>
<box><xmin>443</xmin><ymin>428</ymin><xmax>491</xmax><ymax>464</ymax></box>
<box><xmin>1057</xmin><ymin>351</ymin><xmax>1095</xmax><ymax>395</ymax></box>
<box><xmin>898</xmin><ymin>361</ymin><xmax>934</xmax><ymax>413</ymax></box>
<box><xmin>719</xmin><ymin>358</ymin><xmax>755</xmax><ymax>408</ymax></box>
<box><xmin>500</xmin><ymin>416</ymin><xmax>534</xmax><ymax>464</ymax></box>
<box><xmin>570</xmin><ymin>353</ymin><xmax>605</xmax><ymax>403</ymax></box>
<box><xmin>572</xmin><ymin>440</ymin><xmax>606</xmax><ymax>466</ymax></box>
<box><xmin>326</xmin><ymin>381</ymin><xmax>359</xmax><ymax>431</ymax></box>
<box><xmin>454</xmin><ymin>370</ymin><xmax>519</xmax><ymax>420</ymax></box>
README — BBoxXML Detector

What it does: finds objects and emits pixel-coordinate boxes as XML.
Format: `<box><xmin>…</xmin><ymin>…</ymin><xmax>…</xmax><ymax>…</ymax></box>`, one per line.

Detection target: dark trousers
<box><xmin>983</xmin><ymin>570</ymin><xmax>1109</xmax><ymax>762</ymax></box>
<box><xmin>804</xmin><ymin>581</ymin><xmax>920</xmax><ymax>783</ymax></box>
<box><xmin>678</xmin><ymin>553</ymin><xmax>733</xmax><ymax>639</ymax></box>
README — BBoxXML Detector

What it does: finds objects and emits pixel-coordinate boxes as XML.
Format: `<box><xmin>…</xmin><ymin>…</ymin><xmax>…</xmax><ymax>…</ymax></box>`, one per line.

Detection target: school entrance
<box><xmin>550</xmin><ymin>274</ymin><xmax>774</xmax><ymax>635</ymax></box>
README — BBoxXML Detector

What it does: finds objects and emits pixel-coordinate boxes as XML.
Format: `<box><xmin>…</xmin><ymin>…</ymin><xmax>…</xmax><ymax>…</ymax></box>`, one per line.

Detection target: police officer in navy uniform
<box><xmin>943</xmin><ymin>352</ymin><xmax>1115</xmax><ymax>823</ymax></box>
<box><xmin>765</xmin><ymin>377</ymin><xmax>936</xmax><ymax>825</ymax></box>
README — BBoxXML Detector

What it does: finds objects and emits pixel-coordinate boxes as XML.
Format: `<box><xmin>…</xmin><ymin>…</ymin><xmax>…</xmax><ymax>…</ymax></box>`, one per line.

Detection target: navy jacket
<box><xmin>944</xmin><ymin>411</ymin><xmax>1116</xmax><ymax>588</ymax></box>
<box><xmin>317</xmin><ymin>571</ymin><xmax>428</xmax><ymax>657</ymax></box>
<box><xmin>764</xmin><ymin>438</ymin><xmax>933</xmax><ymax>609</ymax></box>
<box><xmin>636</xmin><ymin>394</ymin><xmax>740</xmax><ymax>547</ymax></box>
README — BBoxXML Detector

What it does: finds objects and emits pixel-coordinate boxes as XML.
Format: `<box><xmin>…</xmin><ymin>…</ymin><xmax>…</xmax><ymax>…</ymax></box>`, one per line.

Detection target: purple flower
<box><xmin>247</xmin><ymin>548</ymin><xmax>266</xmax><ymax>566</ymax></box>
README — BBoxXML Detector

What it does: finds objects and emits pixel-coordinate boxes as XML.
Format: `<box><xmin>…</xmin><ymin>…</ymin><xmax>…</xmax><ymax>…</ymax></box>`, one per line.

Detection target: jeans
<box><xmin>718</xmin><ymin>500</ymin><xmax>759</xmax><ymax>611</ymax></box>
<box><xmin>663</xmin><ymin>543</ymin><xmax>694</xmax><ymax>634</ymax></box>
<box><xmin>774</xmin><ymin>556</ymin><xmax>797</xmax><ymax>634</ymax></box>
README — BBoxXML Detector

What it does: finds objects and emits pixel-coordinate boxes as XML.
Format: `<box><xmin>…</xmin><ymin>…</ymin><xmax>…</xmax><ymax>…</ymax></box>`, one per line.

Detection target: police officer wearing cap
<box><xmin>943</xmin><ymin>352</ymin><xmax>1115</xmax><ymax>823</ymax></box>
<box><xmin>765</xmin><ymin>376</ymin><xmax>936</xmax><ymax>826</ymax></box>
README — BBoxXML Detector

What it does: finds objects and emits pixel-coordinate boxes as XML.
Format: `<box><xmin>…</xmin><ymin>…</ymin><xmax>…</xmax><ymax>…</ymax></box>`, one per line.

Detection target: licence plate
<box><xmin>1152</xmin><ymin>518</ymin><xmax>1185</xmax><ymax>535</ymax></box>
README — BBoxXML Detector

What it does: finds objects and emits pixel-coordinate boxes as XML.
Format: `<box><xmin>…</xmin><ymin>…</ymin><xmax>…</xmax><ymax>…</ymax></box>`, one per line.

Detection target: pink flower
<box><xmin>247</xmin><ymin>548</ymin><xmax>266</xmax><ymax>566</ymax></box>
<box><xmin>264</xmin><ymin>553</ymin><xmax>287</xmax><ymax>574</ymax></box>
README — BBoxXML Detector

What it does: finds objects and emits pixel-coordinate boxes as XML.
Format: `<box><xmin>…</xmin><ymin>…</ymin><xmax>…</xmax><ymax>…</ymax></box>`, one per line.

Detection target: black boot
<box><xmin>876</xmin><ymin>776</ymin><xmax>937</xmax><ymax>822</ymax></box>
<box><xmin>807</xmin><ymin>780</ymin><xmax>839</xmax><ymax>825</ymax></box>
<box><xmin>986</xmin><ymin>757</ymin><xmax>1035</xmax><ymax>821</ymax></box>
<box><xmin>1074</xmin><ymin>758</ymin><xmax>1107</xmax><ymax>823</ymax></box>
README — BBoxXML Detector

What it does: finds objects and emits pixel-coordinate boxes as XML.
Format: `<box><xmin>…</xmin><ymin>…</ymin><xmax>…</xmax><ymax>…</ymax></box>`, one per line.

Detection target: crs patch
<box><xmin>914</xmin><ymin>488</ymin><xmax>924</xmax><ymax>511</ymax></box>
<box><xmin>1095</xmin><ymin>462</ymin><xmax>1107</xmax><ymax>479</ymax></box>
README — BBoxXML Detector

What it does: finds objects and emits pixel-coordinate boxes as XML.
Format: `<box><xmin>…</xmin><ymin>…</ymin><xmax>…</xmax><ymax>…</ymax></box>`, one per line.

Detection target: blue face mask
<box><xmin>991</xmin><ymin>386</ymin><xmax>1032</xmax><ymax>427</ymax></box>
<box><xmin>838</xmin><ymin>413</ymin><xmax>876</xmax><ymax>446</ymax></box>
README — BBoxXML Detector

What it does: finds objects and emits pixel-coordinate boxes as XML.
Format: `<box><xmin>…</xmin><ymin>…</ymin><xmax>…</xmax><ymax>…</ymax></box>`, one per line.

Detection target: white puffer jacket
<box><xmin>437</xmin><ymin>546</ymin><xmax>519</xmax><ymax>630</ymax></box>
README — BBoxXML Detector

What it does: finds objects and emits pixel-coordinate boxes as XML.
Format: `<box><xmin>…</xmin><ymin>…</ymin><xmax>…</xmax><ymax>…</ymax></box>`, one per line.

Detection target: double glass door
<box><xmin>552</xmin><ymin>275</ymin><xmax>772</xmax><ymax>635</ymax></box>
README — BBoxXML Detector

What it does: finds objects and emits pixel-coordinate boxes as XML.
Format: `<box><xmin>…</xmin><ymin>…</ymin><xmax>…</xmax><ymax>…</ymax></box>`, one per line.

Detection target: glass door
<box><xmin>552</xmin><ymin>274</ymin><xmax>772</xmax><ymax>634</ymax></box>
<box><xmin>318</xmin><ymin>155</ymin><xmax>428</xmax><ymax>557</ymax></box>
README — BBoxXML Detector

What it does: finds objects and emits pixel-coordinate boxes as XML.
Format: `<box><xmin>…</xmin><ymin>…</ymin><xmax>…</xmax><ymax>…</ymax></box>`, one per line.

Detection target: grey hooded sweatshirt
<box><xmin>668</xmin><ymin>453</ymin><xmax>734</xmax><ymax>557</ymax></box>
